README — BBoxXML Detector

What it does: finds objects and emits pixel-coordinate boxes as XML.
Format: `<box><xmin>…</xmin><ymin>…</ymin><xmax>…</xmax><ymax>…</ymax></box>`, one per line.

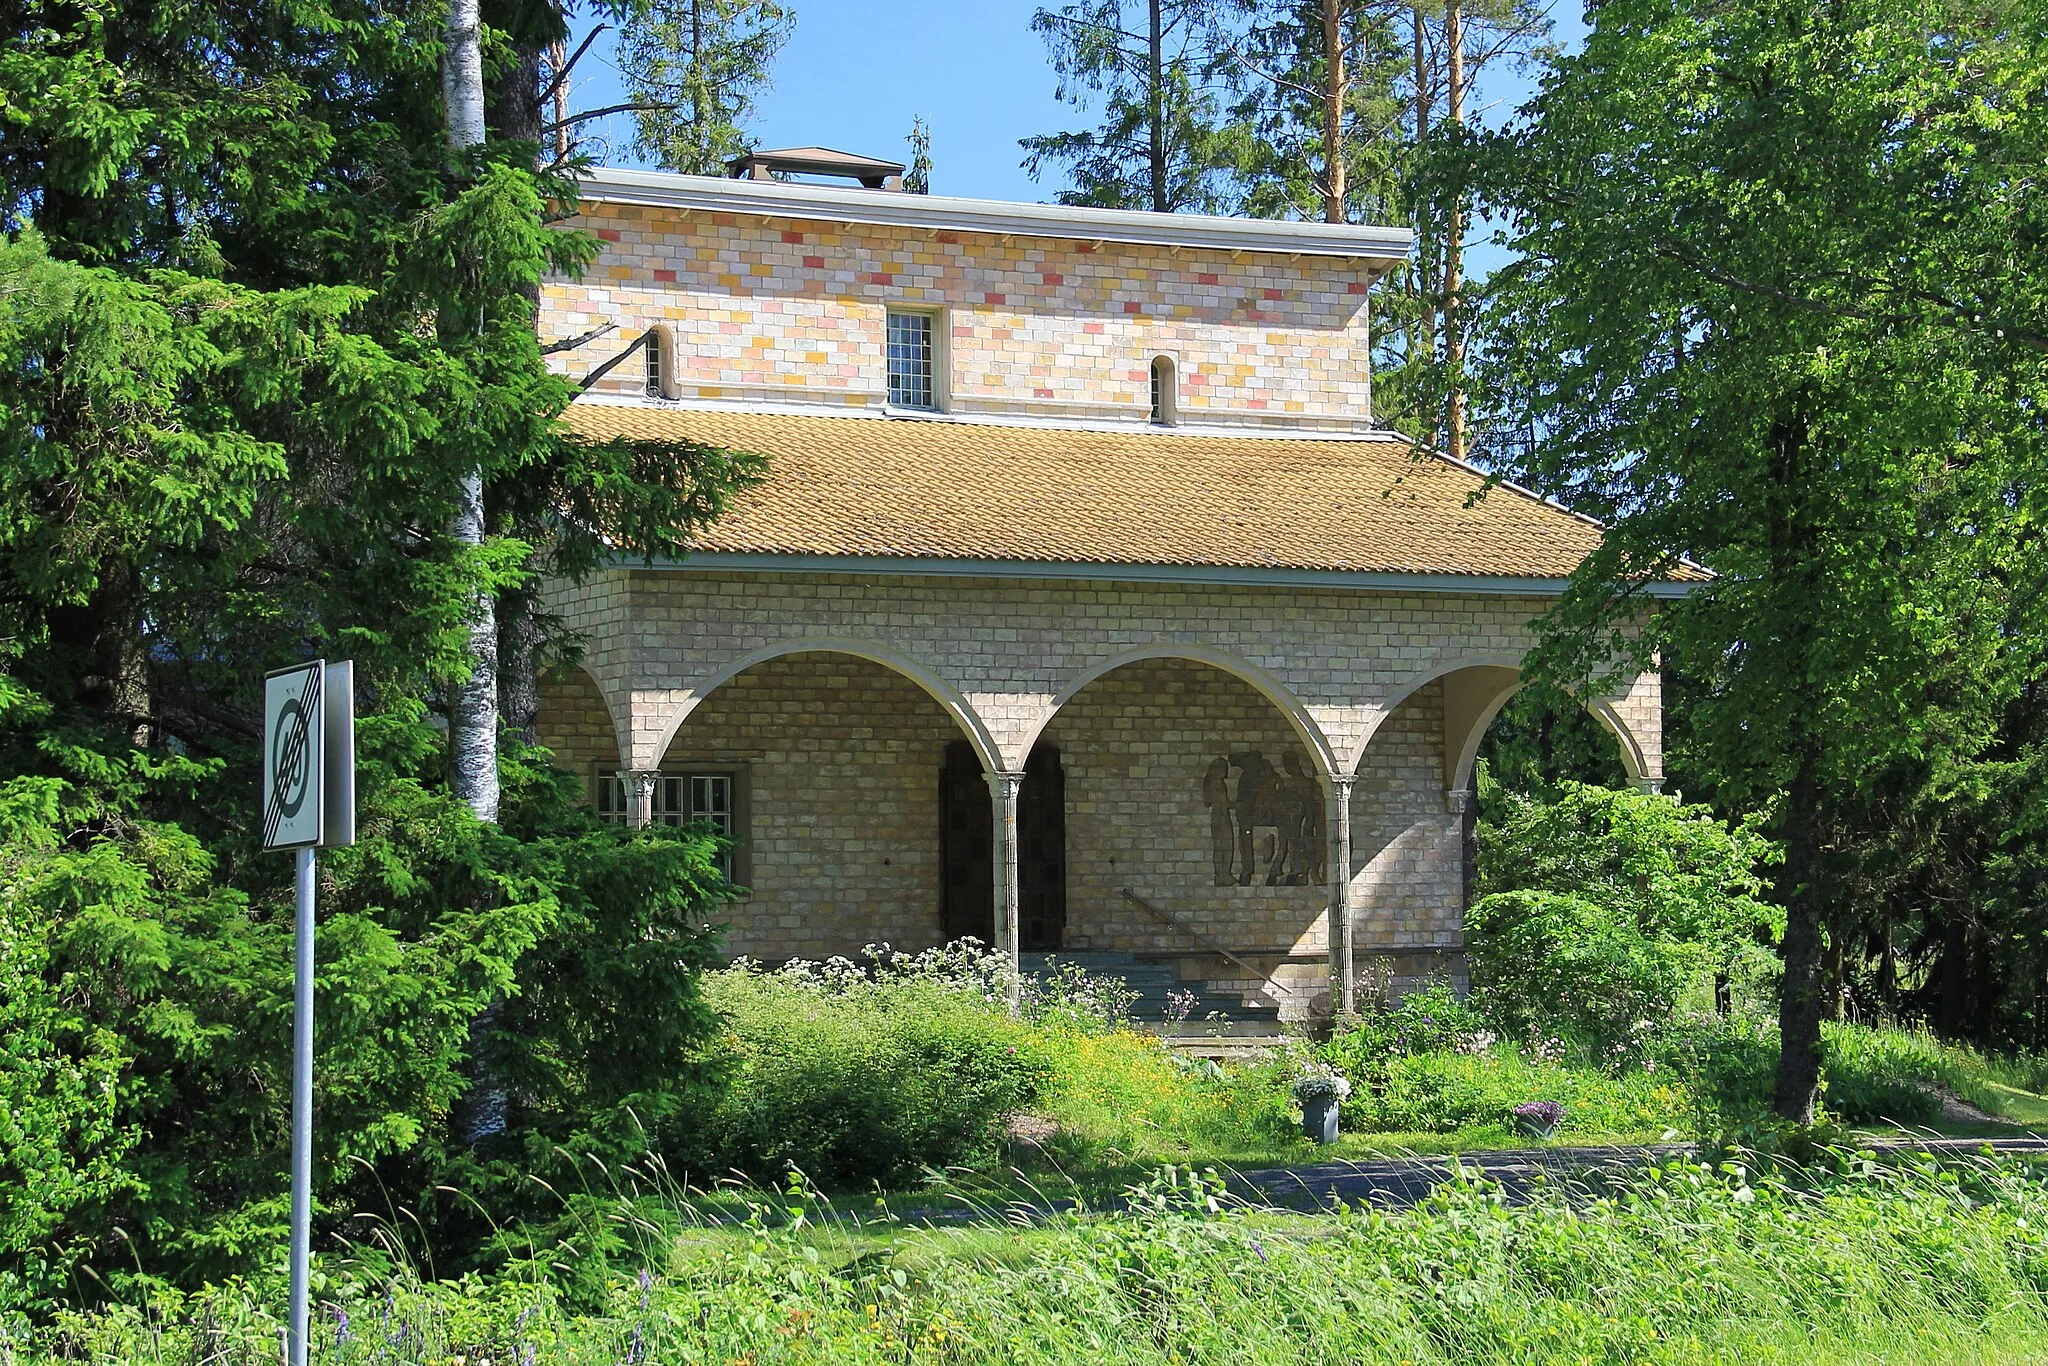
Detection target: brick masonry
<box><xmin>534</xmin><ymin>570</ymin><xmax>1661</xmax><ymax>1014</ymax></box>
<box><xmin>542</xmin><ymin>203</ymin><xmax>1376</xmax><ymax>430</ymax></box>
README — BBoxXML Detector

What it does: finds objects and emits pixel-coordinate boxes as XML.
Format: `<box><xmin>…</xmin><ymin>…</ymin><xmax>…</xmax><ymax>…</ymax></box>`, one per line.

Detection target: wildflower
<box><xmin>334</xmin><ymin>1307</ymin><xmax>352</xmax><ymax>1345</ymax></box>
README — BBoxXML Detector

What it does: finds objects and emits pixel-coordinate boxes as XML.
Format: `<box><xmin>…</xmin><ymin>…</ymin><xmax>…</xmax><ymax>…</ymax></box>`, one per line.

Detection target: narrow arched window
<box><xmin>1149</xmin><ymin>356</ymin><xmax>1177</xmax><ymax>425</ymax></box>
<box><xmin>643</xmin><ymin>327</ymin><xmax>664</xmax><ymax>397</ymax></box>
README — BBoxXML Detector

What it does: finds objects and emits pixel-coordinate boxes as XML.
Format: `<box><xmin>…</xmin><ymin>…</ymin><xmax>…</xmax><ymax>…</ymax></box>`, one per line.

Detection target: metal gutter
<box><xmin>619</xmin><ymin>550</ymin><xmax>1696</xmax><ymax>599</ymax></box>
<box><xmin>577</xmin><ymin>167</ymin><xmax>1413</xmax><ymax>263</ymax></box>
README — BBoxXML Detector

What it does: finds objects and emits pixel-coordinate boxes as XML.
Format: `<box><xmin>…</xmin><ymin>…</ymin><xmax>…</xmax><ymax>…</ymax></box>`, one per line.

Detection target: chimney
<box><xmin>726</xmin><ymin>146</ymin><xmax>907</xmax><ymax>192</ymax></box>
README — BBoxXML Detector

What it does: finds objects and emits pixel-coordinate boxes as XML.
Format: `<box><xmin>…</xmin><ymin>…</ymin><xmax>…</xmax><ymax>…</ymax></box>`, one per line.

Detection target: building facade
<box><xmin>534</xmin><ymin>157</ymin><xmax>1679</xmax><ymax>1023</ymax></box>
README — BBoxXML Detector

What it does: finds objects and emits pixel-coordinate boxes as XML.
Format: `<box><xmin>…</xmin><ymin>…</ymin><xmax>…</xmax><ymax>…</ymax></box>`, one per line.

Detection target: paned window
<box><xmin>886</xmin><ymin>310</ymin><xmax>935</xmax><ymax>409</ymax></box>
<box><xmin>644</xmin><ymin>331</ymin><xmax>664</xmax><ymax>397</ymax></box>
<box><xmin>1150</xmin><ymin>356</ymin><xmax>1177</xmax><ymax>425</ymax></box>
<box><xmin>595</xmin><ymin>769</ymin><xmax>740</xmax><ymax>881</ymax></box>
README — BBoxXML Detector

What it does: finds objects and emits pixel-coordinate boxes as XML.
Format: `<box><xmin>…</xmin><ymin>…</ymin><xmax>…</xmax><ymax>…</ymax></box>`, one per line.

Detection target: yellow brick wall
<box><xmin>1044</xmin><ymin>657</ymin><xmax>1330</xmax><ymax>958</ymax></box>
<box><xmin>535</xmin><ymin>667</ymin><xmax>617</xmax><ymax>800</ymax></box>
<box><xmin>660</xmin><ymin>651</ymin><xmax>960</xmax><ymax>961</ymax></box>
<box><xmin>542</xmin><ymin>204</ymin><xmax>1375</xmax><ymax>430</ymax></box>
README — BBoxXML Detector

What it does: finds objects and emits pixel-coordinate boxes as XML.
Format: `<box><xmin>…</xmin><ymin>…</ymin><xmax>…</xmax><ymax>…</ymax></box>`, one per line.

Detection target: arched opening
<box><xmin>1149</xmin><ymin>355</ymin><xmax>1178</xmax><ymax>425</ymax></box>
<box><xmin>642</xmin><ymin>325</ymin><xmax>677</xmax><ymax>399</ymax></box>
<box><xmin>655</xmin><ymin>650</ymin><xmax>994</xmax><ymax>962</ymax></box>
<box><xmin>1344</xmin><ymin>664</ymin><xmax>1658</xmax><ymax>1001</ymax></box>
<box><xmin>1035</xmin><ymin>656</ymin><xmax>1331</xmax><ymax>1020</ymax></box>
<box><xmin>534</xmin><ymin>664</ymin><xmax>624</xmax><ymax>805</ymax></box>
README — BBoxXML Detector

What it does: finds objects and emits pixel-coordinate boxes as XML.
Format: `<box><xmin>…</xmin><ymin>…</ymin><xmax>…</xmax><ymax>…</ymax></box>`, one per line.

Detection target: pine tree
<box><xmin>1022</xmin><ymin>0</ymin><xmax>1244</xmax><ymax>212</ymax></box>
<box><xmin>620</xmin><ymin>0</ymin><xmax>796</xmax><ymax>175</ymax></box>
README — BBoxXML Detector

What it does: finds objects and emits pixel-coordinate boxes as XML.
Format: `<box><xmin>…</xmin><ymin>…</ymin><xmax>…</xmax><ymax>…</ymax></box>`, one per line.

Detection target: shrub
<box><xmin>1470</xmin><ymin>783</ymin><xmax>1780</xmax><ymax>1053</ymax></box>
<box><xmin>1351</xmin><ymin>1049</ymin><xmax>1688</xmax><ymax>1136</ymax></box>
<box><xmin>1467</xmin><ymin>890</ymin><xmax>1702</xmax><ymax>1059</ymax></box>
<box><xmin>1657</xmin><ymin>1016</ymin><xmax>1947</xmax><ymax>1127</ymax></box>
<box><xmin>678</xmin><ymin>957</ymin><xmax>1056</xmax><ymax>1189</ymax></box>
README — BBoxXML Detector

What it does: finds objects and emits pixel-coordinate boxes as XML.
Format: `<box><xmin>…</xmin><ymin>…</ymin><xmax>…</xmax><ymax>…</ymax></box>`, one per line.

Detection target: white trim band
<box><xmin>577</xmin><ymin>167</ymin><xmax>1413</xmax><ymax>264</ymax></box>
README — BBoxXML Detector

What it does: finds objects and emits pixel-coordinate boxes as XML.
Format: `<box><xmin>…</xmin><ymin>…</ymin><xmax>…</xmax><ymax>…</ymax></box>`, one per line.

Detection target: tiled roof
<box><xmin>563</xmin><ymin>403</ymin><xmax>1681</xmax><ymax>583</ymax></box>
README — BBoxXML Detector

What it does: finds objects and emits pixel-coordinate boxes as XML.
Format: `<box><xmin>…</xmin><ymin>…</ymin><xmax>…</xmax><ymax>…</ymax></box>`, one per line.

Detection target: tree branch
<box><xmin>540</xmin><ymin>24</ymin><xmax>607</xmax><ymax>107</ymax></box>
<box><xmin>545</xmin><ymin>100</ymin><xmax>679</xmax><ymax>133</ymax></box>
<box><xmin>543</xmin><ymin>322</ymin><xmax>618</xmax><ymax>355</ymax></box>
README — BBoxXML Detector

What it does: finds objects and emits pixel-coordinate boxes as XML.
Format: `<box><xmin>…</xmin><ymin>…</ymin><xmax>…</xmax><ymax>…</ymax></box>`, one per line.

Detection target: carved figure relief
<box><xmin>1205</xmin><ymin>751</ymin><xmax>1326</xmax><ymax>886</ymax></box>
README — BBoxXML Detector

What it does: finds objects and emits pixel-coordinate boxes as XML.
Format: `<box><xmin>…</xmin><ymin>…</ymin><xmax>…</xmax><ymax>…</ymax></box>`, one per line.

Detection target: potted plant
<box><xmin>1292</xmin><ymin>1064</ymin><xmax>1352</xmax><ymax>1144</ymax></box>
<box><xmin>1512</xmin><ymin>1100</ymin><xmax>1566</xmax><ymax>1140</ymax></box>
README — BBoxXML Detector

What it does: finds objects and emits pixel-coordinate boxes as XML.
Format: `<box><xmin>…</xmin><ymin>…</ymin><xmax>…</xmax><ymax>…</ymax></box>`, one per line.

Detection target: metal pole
<box><xmin>288</xmin><ymin>844</ymin><xmax>315</xmax><ymax>1366</ymax></box>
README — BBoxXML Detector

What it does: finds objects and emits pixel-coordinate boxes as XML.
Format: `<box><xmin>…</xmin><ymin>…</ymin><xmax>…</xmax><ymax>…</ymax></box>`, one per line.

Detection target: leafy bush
<box><xmin>1657</xmin><ymin>1016</ymin><xmax>1948</xmax><ymax>1126</ymax></box>
<box><xmin>1470</xmin><ymin>784</ymin><xmax>1780</xmax><ymax>1053</ymax></box>
<box><xmin>678</xmin><ymin>952</ymin><xmax>1056</xmax><ymax>1189</ymax></box>
<box><xmin>1350</xmin><ymin>1049</ymin><xmax>1688</xmax><ymax>1136</ymax></box>
<box><xmin>0</xmin><ymin>703</ymin><xmax>734</xmax><ymax>1303</ymax></box>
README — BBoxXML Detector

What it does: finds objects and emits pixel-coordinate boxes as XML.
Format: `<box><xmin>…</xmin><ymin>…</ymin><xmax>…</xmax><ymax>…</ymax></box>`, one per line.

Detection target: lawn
<box><xmin>30</xmin><ymin>1146</ymin><xmax>2048</xmax><ymax>1364</ymax></box>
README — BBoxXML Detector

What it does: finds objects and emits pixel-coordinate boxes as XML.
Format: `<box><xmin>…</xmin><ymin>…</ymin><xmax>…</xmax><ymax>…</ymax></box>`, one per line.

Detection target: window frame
<box><xmin>884</xmin><ymin>306</ymin><xmax>946</xmax><ymax>412</ymax></box>
<box><xmin>593</xmin><ymin>766</ymin><xmax>750</xmax><ymax>887</ymax></box>
<box><xmin>1149</xmin><ymin>354</ymin><xmax>1179</xmax><ymax>425</ymax></box>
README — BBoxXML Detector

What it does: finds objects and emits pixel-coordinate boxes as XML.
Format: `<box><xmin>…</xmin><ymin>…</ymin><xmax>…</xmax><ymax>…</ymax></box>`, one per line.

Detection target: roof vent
<box><xmin>726</xmin><ymin>145</ymin><xmax>907</xmax><ymax>191</ymax></box>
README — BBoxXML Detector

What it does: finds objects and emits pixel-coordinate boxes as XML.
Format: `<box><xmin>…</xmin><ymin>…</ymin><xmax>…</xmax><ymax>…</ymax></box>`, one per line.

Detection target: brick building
<box><xmin>534</xmin><ymin>150</ymin><xmax>1682</xmax><ymax>1022</ymax></box>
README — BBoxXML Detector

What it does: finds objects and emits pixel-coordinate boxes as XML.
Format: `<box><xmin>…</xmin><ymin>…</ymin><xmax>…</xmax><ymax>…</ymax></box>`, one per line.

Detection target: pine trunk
<box><xmin>1148</xmin><ymin>0</ymin><xmax>1166</xmax><ymax>212</ymax></box>
<box><xmin>1443</xmin><ymin>0</ymin><xmax>1466</xmax><ymax>464</ymax></box>
<box><xmin>1321</xmin><ymin>0</ymin><xmax>1346</xmax><ymax>224</ymax></box>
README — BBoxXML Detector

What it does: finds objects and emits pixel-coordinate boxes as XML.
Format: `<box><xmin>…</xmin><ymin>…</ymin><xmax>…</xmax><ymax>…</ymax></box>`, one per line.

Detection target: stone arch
<box><xmin>650</xmin><ymin>636</ymin><xmax>1003</xmax><ymax>775</ymax></box>
<box><xmin>535</xmin><ymin>661</ymin><xmax>632</xmax><ymax>783</ymax></box>
<box><xmin>1019</xmin><ymin>643</ymin><xmax>1337</xmax><ymax>779</ymax></box>
<box><xmin>1350</xmin><ymin>654</ymin><xmax>1654</xmax><ymax>792</ymax></box>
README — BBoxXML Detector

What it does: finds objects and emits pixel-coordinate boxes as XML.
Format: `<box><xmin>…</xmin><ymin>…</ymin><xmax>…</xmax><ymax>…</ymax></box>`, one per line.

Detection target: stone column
<box><xmin>987</xmin><ymin>771</ymin><xmax>1026</xmax><ymax>1012</ymax></box>
<box><xmin>627</xmin><ymin>769</ymin><xmax>662</xmax><ymax>828</ymax></box>
<box><xmin>1330</xmin><ymin>775</ymin><xmax>1357</xmax><ymax>1024</ymax></box>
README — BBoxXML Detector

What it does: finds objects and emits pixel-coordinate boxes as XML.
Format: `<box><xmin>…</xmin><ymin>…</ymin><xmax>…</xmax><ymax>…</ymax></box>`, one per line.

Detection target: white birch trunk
<box><xmin>443</xmin><ymin>0</ymin><xmax>499</xmax><ymax>826</ymax></box>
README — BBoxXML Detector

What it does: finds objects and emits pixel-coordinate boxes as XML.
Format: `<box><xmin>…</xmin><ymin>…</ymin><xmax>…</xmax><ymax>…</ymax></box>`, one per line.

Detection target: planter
<box><xmin>1302</xmin><ymin>1096</ymin><xmax>1341</xmax><ymax>1144</ymax></box>
<box><xmin>1515</xmin><ymin>1118</ymin><xmax>1560</xmax><ymax>1141</ymax></box>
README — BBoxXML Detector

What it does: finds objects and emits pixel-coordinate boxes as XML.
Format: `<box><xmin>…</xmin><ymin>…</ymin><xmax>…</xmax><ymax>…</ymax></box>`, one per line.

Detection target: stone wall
<box><xmin>542</xmin><ymin>203</ymin><xmax>1375</xmax><ymax>430</ymax></box>
<box><xmin>659</xmin><ymin>651</ymin><xmax>961</xmax><ymax>961</ymax></box>
<box><xmin>535</xmin><ymin>666</ymin><xmax>617</xmax><ymax>800</ymax></box>
<box><xmin>1044</xmin><ymin>657</ymin><xmax>1329</xmax><ymax>959</ymax></box>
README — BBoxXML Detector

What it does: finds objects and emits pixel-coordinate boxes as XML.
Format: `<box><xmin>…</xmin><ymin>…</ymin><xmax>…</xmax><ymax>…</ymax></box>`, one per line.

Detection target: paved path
<box><xmin>1233</xmin><ymin>1134</ymin><xmax>2048</xmax><ymax>1212</ymax></box>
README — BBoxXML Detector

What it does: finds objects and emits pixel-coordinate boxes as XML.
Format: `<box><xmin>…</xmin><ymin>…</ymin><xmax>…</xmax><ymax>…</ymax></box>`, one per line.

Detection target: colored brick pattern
<box><xmin>542</xmin><ymin>204</ymin><xmax>1376</xmax><ymax>429</ymax></box>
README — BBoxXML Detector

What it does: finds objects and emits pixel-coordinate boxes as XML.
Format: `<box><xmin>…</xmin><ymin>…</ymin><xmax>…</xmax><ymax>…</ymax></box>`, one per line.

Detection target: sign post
<box><xmin>264</xmin><ymin>660</ymin><xmax>353</xmax><ymax>1366</ymax></box>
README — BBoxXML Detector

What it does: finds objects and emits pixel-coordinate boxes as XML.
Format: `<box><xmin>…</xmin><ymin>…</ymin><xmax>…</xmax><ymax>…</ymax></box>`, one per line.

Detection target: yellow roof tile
<box><xmin>563</xmin><ymin>404</ymin><xmax>1683</xmax><ymax>582</ymax></box>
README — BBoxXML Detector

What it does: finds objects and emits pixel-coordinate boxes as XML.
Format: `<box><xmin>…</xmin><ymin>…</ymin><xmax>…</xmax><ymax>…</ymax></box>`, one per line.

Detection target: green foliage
<box><xmin>620</xmin><ymin>1</ymin><xmax>797</xmax><ymax>175</ymax></box>
<box><xmin>0</xmin><ymin>692</ymin><xmax>733</xmax><ymax>1299</ymax></box>
<box><xmin>1449</xmin><ymin>0</ymin><xmax>2048</xmax><ymax>1115</ymax></box>
<box><xmin>1349</xmin><ymin>1050</ymin><xmax>1686</xmax><ymax>1138</ymax></box>
<box><xmin>1468</xmin><ymin>783</ymin><xmax>1779</xmax><ymax>1053</ymax></box>
<box><xmin>27</xmin><ymin>1151</ymin><xmax>2048</xmax><ymax>1364</ymax></box>
<box><xmin>1022</xmin><ymin>1</ymin><xmax>1247</xmax><ymax>212</ymax></box>
<box><xmin>678</xmin><ymin>959</ymin><xmax>1057</xmax><ymax>1190</ymax></box>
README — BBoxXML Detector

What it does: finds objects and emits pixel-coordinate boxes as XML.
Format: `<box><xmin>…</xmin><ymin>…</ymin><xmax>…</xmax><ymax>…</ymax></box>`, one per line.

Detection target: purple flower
<box><xmin>333</xmin><ymin>1307</ymin><xmax>352</xmax><ymax>1345</ymax></box>
<box><xmin>1513</xmin><ymin>1100</ymin><xmax>1566</xmax><ymax>1129</ymax></box>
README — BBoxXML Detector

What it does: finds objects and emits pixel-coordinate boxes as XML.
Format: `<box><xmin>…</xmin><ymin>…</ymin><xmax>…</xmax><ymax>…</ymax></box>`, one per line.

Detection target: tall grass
<box><xmin>22</xmin><ymin>1150</ymin><xmax>2048</xmax><ymax>1364</ymax></box>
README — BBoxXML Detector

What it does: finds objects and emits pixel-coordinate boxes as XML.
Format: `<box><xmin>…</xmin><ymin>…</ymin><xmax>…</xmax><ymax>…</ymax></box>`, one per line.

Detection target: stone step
<box><xmin>1018</xmin><ymin>950</ymin><xmax>1283</xmax><ymax>1027</ymax></box>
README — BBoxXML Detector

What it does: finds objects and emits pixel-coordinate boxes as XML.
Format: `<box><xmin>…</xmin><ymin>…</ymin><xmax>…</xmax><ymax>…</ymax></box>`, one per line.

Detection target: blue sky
<box><xmin>563</xmin><ymin>1</ymin><xmax>1586</xmax><ymax>262</ymax></box>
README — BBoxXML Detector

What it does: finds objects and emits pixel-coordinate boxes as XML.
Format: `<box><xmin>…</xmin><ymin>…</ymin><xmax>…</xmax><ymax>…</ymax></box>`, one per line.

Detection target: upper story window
<box><xmin>886</xmin><ymin>309</ymin><xmax>937</xmax><ymax>410</ymax></box>
<box><xmin>644</xmin><ymin>328</ymin><xmax>665</xmax><ymax>397</ymax></box>
<box><xmin>1150</xmin><ymin>356</ymin><xmax>1178</xmax><ymax>425</ymax></box>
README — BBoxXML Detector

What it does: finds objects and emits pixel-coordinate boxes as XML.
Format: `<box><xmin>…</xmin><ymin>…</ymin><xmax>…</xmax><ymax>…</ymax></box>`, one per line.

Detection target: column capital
<box><xmin>1444</xmin><ymin>788</ymin><xmax>1471</xmax><ymax>816</ymax></box>
<box><xmin>984</xmin><ymin>770</ymin><xmax>1027</xmax><ymax>796</ymax></box>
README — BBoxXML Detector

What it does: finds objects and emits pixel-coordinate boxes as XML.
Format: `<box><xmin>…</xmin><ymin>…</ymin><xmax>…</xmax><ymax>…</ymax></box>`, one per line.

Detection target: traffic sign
<box><xmin>263</xmin><ymin>662</ymin><xmax>324</xmax><ymax>849</ymax></box>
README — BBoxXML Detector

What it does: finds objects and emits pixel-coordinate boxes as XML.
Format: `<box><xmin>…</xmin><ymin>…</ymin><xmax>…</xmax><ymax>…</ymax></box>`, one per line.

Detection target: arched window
<box><xmin>1149</xmin><ymin>355</ymin><xmax>1177</xmax><ymax>425</ymax></box>
<box><xmin>643</xmin><ymin>327</ymin><xmax>665</xmax><ymax>397</ymax></box>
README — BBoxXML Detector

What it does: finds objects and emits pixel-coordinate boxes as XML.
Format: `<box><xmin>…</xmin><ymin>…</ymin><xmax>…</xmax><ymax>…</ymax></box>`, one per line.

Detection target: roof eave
<box><xmin>614</xmin><ymin>550</ymin><xmax>1697</xmax><ymax>598</ymax></box>
<box><xmin>575</xmin><ymin>167</ymin><xmax>1414</xmax><ymax>264</ymax></box>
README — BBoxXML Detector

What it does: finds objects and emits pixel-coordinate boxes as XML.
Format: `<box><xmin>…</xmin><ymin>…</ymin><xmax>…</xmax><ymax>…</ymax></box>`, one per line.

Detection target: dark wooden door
<box><xmin>1018</xmin><ymin>744</ymin><xmax>1067</xmax><ymax>951</ymax></box>
<box><xmin>939</xmin><ymin>742</ymin><xmax>993</xmax><ymax>942</ymax></box>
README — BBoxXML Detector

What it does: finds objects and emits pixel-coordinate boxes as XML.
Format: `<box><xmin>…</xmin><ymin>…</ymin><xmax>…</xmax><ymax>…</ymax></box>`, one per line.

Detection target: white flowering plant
<box><xmin>1290</xmin><ymin>1062</ymin><xmax>1353</xmax><ymax>1106</ymax></box>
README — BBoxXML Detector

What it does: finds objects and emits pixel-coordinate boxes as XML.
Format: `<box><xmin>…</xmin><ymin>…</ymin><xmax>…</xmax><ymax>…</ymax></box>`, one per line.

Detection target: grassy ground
<box><xmin>28</xmin><ymin>1148</ymin><xmax>2048</xmax><ymax>1364</ymax></box>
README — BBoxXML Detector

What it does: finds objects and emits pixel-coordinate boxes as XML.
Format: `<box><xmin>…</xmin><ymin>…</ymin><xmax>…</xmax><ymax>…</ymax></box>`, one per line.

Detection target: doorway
<box><xmin>938</xmin><ymin>741</ymin><xmax>1066</xmax><ymax>950</ymax></box>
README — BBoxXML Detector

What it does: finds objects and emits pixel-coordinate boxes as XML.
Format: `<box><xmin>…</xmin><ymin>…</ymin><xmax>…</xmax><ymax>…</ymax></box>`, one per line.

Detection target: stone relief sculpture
<box><xmin>1206</xmin><ymin>751</ymin><xmax>1326</xmax><ymax>886</ymax></box>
